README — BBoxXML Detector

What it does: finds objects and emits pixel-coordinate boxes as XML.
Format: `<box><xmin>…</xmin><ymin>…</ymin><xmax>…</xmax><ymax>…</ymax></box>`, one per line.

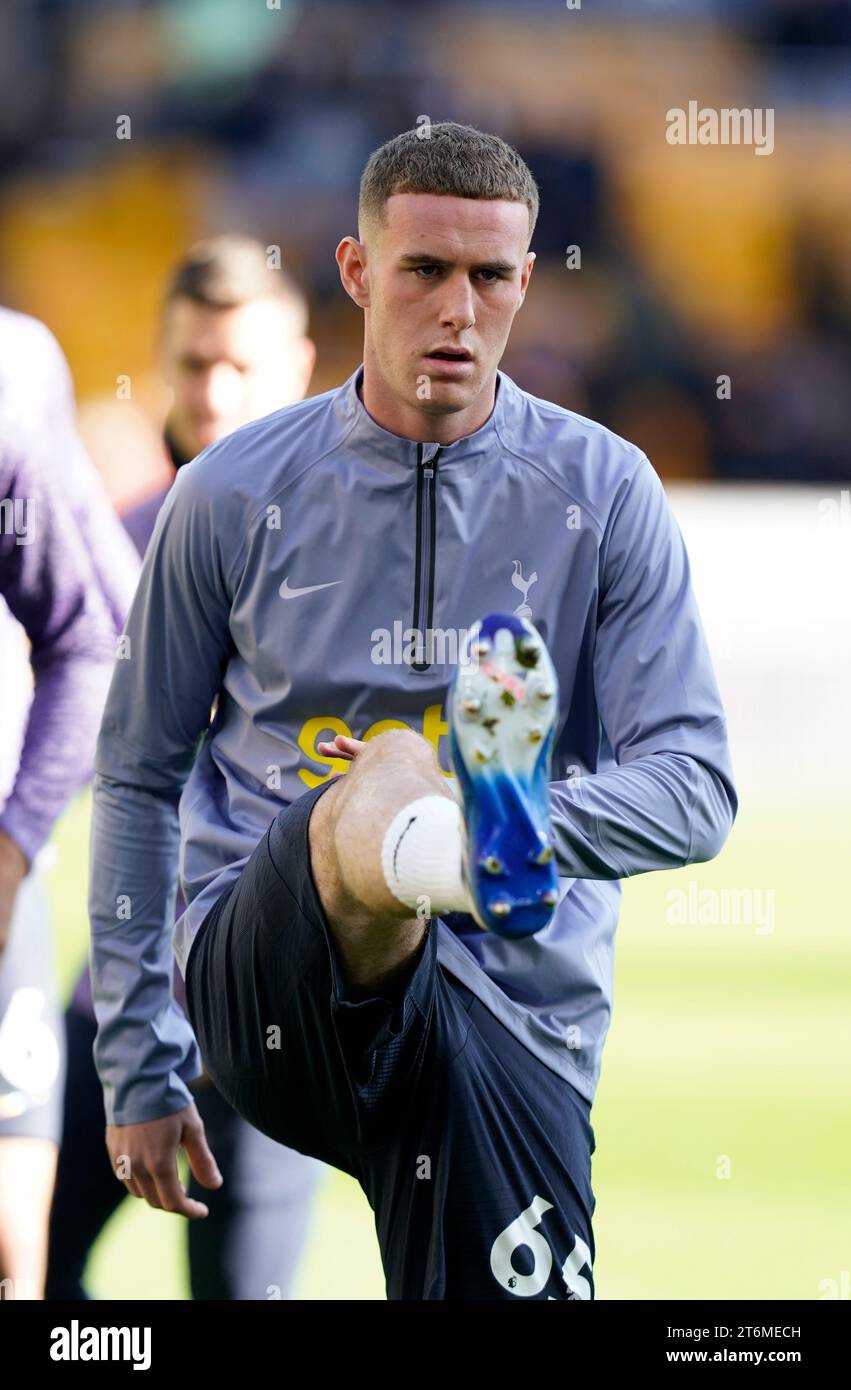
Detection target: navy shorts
<box><xmin>185</xmin><ymin>779</ymin><xmax>597</xmax><ymax>1301</ymax></box>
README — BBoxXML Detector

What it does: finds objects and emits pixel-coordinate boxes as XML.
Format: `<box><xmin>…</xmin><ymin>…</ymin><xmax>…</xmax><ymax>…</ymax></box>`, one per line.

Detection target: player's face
<box><xmin>358</xmin><ymin>193</ymin><xmax>534</xmax><ymax>417</ymax></box>
<box><xmin>160</xmin><ymin>297</ymin><xmax>314</xmax><ymax>457</ymax></box>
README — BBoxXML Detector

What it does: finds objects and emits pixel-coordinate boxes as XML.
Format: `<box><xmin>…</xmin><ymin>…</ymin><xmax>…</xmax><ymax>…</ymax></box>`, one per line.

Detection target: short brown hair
<box><xmin>358</xmin><ymin>122</ymin><xmax>539</xmax><ymax>245</ymax></box>
<box><xmin>164</xmin><ymin>235</ymin><xmax>308</xmax><ymax>333</ymax></box>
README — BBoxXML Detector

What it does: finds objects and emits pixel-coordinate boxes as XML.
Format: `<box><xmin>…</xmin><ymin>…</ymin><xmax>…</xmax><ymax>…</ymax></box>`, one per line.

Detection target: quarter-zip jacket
<box><xmin>90</xmin><ymin>364</ymin><xmax>737</xmax><ymax>1126</ymax></box>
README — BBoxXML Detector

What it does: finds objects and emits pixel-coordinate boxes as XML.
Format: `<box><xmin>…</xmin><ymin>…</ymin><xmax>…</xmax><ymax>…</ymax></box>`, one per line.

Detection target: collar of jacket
<box><xmin>334</xmin><ymin>362</ymin><xmax>514</xmax><ymax>473</ymax></box>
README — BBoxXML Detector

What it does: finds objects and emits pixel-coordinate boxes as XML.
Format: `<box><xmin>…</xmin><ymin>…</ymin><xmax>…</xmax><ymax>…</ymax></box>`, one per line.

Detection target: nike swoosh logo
<box><xmin>279</xmin><ymin>577</ymin><xmax>342</xmax><ymax>599</ymax></box>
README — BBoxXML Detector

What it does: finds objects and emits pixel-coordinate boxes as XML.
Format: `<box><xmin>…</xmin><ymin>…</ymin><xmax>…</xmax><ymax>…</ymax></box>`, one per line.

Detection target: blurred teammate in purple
<box><xmin>45</xmin><ymin>238</ymin><xmax>322</xmax><ymax>1301</ymax></box>
<box><xmin>0</xmin><ymin>306</ymin><xmax>137</xmax><ymax>1297</ymax></box>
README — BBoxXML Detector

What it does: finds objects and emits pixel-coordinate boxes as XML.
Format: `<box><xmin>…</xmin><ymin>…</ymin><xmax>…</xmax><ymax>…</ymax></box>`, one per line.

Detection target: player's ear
<box><xmin>518</xmin><ymin>251</ymin><xmax>536</xmax><ymax>306</ymax></box>
<box><xmin>336</xmin><ymin>237</ymin><xmax>370</xmax><ymax>309</ymax></box>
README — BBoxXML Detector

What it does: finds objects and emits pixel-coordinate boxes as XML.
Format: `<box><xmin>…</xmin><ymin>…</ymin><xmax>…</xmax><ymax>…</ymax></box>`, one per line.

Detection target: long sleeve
<box><xmin>0</xmin><ymin>444</ymin><xmax>119</xmax><ymax>866</ymax></box>
<box><xmin>89</xmin><ymin>460</ymin><xmax>236</xmax><ymax>1125</ymax></box>
<box><xmin>550</xmin><ymin>456</ymin><xmax>737</xmax><ymax>879</ymax></box>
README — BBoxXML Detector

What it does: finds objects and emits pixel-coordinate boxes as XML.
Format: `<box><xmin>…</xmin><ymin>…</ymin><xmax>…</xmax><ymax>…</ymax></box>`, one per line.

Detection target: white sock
<box><xmin>381</xmin><ymin>795</ymin><xmax>473</xmax><ymax>916</ymax></box>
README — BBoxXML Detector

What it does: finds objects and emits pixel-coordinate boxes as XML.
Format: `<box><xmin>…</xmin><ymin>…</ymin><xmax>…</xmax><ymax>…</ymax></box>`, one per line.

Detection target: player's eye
<box><xmin>413</xmin><ymin>265</ymin><xmax>441</xmax><ymax>279</ymax></box>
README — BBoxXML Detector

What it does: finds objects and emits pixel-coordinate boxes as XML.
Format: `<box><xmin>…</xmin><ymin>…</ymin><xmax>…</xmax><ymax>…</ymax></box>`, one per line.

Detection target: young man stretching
<box><xmin>89</xmin><ymin>123</ymin><xmax>737</xmax><ymax>1300</ymax></box>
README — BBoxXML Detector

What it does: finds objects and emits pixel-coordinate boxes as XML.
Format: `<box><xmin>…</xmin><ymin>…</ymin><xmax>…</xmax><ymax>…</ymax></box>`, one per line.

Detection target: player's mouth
<box><xmin>424</xmin><ymin>346</ymin><xmax>475</xmax><ymax>376</ymax></box>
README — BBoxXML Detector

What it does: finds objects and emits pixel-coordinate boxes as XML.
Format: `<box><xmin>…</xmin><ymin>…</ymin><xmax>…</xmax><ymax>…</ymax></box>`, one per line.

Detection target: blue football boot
<box><xmin>448</xmin><ymin>612</ymin><xmax>560</xmax><ymax>939</ymax></box>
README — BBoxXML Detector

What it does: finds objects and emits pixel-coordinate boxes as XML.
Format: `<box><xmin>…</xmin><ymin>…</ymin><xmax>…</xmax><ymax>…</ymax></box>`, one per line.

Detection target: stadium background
<box><xmin>1</xmin><ymin>0</ymin><xmax>848</xmax><ymax>1298</ymax></box>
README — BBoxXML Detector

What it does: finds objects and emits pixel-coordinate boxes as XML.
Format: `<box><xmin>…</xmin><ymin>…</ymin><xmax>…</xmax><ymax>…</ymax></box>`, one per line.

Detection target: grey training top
<box><xmin>89</xmin><ymin>365</ymin><xmax>737</xmax><ymax>1125</ymax></box>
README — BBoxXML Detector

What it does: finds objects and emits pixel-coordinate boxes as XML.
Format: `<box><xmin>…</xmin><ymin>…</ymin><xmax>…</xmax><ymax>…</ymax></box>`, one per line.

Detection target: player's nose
<box><xmin>439</xmin><ymin>273</ymin><xmax>476</xmax><ymax>331</ymax></box>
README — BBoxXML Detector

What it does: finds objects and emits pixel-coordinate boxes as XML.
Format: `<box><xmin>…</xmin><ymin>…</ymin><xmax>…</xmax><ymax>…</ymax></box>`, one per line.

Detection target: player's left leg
<box><xmin>185</xmin><ymin>753</ymin><xmax>594</xmax><ymax>1301</ymax></box>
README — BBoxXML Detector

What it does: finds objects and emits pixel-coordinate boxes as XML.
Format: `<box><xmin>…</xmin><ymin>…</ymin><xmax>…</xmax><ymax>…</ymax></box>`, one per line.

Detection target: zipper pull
<box><xmin>422</xmin><ymin>446</ymin><xmax>441</xmax><ymax>479</ymax></box>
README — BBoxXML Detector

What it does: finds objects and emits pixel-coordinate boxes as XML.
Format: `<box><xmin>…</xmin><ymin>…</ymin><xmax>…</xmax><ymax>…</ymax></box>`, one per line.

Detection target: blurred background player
<box><xmin>45</xmin><ymin>237</ymin><xmax>321</xmax><ymax>1302</ymax></box>
<box><xmin>0</xmin><ymin>306</ymin><xmax>136</xmax><ymax>1298</ymax></box>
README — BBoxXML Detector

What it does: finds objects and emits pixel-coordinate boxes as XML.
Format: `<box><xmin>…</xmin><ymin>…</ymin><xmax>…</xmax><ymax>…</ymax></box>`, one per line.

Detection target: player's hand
<box><xmin>106</xmin><ymin>1102</ymin><xmax>223</xmax><ymax>1219</ymax></box>
<box><xmin>316</xmin><ymin>733</ymin><xmax>367</xmax><ymax>762</ymax></box>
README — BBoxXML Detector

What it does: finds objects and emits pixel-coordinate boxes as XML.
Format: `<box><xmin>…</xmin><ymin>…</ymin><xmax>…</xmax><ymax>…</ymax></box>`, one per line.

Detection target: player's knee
<box><xmin>358</xmin><ymin>727</ymin><xmax>435</xmax><ymax>768</ymax></box>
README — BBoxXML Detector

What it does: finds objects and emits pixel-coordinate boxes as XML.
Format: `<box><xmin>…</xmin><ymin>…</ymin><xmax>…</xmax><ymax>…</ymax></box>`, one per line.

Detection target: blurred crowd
<box><xmin>0</xmin><ymin>0</ymin><xmax>849</xmax><ymax>491</ymax></box>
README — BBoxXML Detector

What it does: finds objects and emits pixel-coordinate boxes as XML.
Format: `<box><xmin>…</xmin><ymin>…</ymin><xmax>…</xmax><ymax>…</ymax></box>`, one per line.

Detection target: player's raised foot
<box><xmin>448</xmin><ymin>612</ymin><xmax>560</xmax><ymax>939</ymax></box>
